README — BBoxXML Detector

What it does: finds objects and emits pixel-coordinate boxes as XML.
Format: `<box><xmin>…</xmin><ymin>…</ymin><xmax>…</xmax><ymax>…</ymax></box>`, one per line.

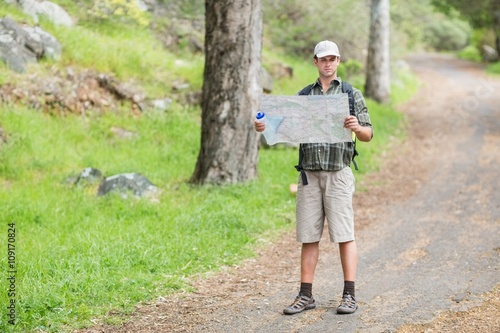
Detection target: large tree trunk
<box><xmin>365</xmin><ymin>0</ymin><xmax>391</xmax><ymax>103</ymax></box>
<box><xmin>492</xmin><ymin>0</ymin><xmax>500</xmax><ymax>56</ymax></box>
<box><xmin>190</xmin><ymin>0</ymin><xmax>262</xmax><ymax>185</ymax></box>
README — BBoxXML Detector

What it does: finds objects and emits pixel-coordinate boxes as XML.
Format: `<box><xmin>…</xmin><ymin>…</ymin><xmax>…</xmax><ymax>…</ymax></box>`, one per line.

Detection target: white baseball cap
<box><xmin>314</xmin><ymin>40</ymin><xmax>340</xmax><ymax>58</ymax></box>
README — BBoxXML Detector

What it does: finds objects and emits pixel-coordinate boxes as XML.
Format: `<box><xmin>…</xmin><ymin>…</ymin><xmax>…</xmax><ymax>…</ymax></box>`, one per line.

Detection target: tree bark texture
<box><xmin>365</xmin><ymin>0</ymin><xmax>391</xmax><ymax>104</ymax></box>
<box><xmin>492</xmin><ymin>0</ymin><xmax>500</xmax><ymax>55</ymax></box>
<box><xmin>190</xmin><ymin>0</ymin><xmax>262</xmax><ymax>185</ymax></box>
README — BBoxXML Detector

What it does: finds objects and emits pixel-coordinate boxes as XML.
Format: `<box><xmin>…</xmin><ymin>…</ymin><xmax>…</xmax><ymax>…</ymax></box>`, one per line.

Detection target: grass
<box><xmin>42</xmin><ymin>21</ymin><xmax>204</xmax><ymax>97</ymax></box>
<box><xmin>487</xmin><ymin>61</ymin><xmax>500</xmax><ymax>75</ymax></box>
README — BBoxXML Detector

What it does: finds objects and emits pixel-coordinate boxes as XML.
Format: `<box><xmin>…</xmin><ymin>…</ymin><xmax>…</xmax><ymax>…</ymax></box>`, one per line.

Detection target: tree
<box><xmin>190</xmin><ymin>0</ymin><xmax>262</xmax><ymax>185</ymax></box>
<box><xmin>432</xmin><ymin>0</ymin><xmax>500</xmax><ymax>55</ymax></box>
<box><xmin>365</xmin><ymin>0</ymin><xmax>391</xmax><ymax>103</ymax></box>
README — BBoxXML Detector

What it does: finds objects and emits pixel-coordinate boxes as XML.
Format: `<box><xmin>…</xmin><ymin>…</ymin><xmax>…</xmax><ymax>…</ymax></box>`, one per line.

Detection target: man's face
<box><xmin>314</xmin><ymin>55</ymin><xmax>340</xmax><ymax>78</ymax></box>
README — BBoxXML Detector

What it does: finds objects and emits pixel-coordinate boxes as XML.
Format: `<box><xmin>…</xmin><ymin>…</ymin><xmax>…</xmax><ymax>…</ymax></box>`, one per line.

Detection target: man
<box><xmin>254</xmin><ymin>40</ymin><xmax>373</xmax><ymax>315</ymax></box>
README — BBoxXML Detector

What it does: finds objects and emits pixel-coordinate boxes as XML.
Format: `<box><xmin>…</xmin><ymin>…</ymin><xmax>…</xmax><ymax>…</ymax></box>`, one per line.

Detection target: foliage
<box><xmin>390</xmin><ymin>0</ymin><xmax>430</xmax><ymax>50</ymax></box>
<box><xmin>423</xmin><ymin>15</ymin><xmax>471</xmax><ymax>51</ymax></box>
<box><xmin>343</xmin><ymin>59</ymin><xmax>364</xmax><ymax>78</ymax></box>
<box><xmin>159</xmin><ymin>0</ymin><xmax>205</xmax><ymax>18</ymax></box>
<box><xmin>458</xmin><ymin>45</ymin><xmax>482</xmax><ymax>62</ymax></box>
<box><xmin>431</xmin><ymin>0</ymin><xmax>499</xmax><ymax>54</ymax></box>
<box><xmin>263</xmin><ymin>0</ymin><xmax>371</xmax><ymax>61</ymax></box>
<box><xmin>487</xmin><ymin>61</ymin><xmax>500</xmax><ymax>75</ymax></box>
<box><xmin>87</xmin><ymin>0</ymin><xmax>151</xmax><ymax>26</ymax></box>
<box><xmin>431</xmin><ymin>0</ymin><xmax>492</xmax><ymax>28</ymax></box>
<box><xmin>0</xmin><ymin>2</ymin><xmax>32</xmax><ymax>22</ymax></box>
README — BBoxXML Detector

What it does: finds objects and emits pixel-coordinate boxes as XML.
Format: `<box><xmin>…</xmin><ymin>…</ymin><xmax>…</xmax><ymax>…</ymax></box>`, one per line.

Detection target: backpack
<box><xmin>295</xmin><ymin>81</ymin><xmax>359</xmax><ymax>185</ymax></box>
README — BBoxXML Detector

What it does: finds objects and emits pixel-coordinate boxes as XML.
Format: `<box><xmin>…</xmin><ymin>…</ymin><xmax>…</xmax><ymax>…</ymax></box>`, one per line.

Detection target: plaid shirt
<box><xmin>298</xmin><ymin>77</ymin><xmax>372</xmax><ymax>171</ymax></box>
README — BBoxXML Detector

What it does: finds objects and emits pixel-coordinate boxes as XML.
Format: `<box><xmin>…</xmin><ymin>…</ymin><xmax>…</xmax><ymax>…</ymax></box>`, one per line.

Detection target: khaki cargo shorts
<box><xmin>296</xmin><ymin>167</ymin><xmax>355</xmax><ymax>243</ymax></box>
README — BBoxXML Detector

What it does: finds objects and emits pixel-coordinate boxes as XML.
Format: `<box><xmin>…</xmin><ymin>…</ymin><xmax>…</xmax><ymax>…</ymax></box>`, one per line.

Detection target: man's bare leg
<box><xmin>339</xmin><ymin>240</ymin><xmax>357</xmax><ymax>281</ymax></box>
<box><xmin>301</xmin><ymin>242</ymin><xmax>320</xmax><ymax>283</ymax></box>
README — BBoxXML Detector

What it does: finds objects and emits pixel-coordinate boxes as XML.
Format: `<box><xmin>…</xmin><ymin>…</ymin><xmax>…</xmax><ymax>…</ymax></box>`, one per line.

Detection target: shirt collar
<box><xmin>312</xmin><ymin>77</ymin><xmax>342</xmax><ymax>89</ymax></box>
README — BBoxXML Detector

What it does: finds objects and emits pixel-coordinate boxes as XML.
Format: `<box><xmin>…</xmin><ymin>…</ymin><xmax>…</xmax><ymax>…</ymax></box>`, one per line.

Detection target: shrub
<box><xmin>423</xmin><ymin>17</ymin><xmax>470</xmax><ymax>51</ymax></box>
<box><xmin>88</xmin><ymin>0</ymin><xmax>150</xmax><ymax>26</ymax></box>
<box><xmin>458</xmin><ymin>45</ymin><xmax>482</xmax><ymax>62</ymax></box>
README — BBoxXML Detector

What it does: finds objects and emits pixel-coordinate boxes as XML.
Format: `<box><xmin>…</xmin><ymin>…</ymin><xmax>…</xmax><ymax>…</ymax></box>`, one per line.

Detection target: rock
<box><xmin>23</xmin><ymin>26</ymin><xmax>62</xmax><ymax>60</ymax></box>
<box><xmin>0</xmin><ymin>68</ymin><xmax>144</xmax><ymax>115</ymax></box>
<box><xmin>127</xmin><ymin>0</ymin><xmax>158</xmax><ymax>12</ymax></box>
<box><xmin>260</xmin><ymin>67</ymin><xmax>274</xmax><ymax>93</ymax></box>
<box><xmin>110</xmin><ymin>126</ymin><xmax>138</xmax><ymax>139</ymax></box>
<box><xmin>0</xmin><ymin>34</ymin><xmax>36</xmax><ymax>73</ymax></box>
<box><xmin>481</xmin><ymin>45</ymin><xmax>499</xmax><ymax>62</ymax></box>
<box><xmin>157</xmin><ymin>17</ymin><xmax>205</xmax><ymax>54</ymax></box>
<box><xmin>270</xmin><ymin>63</ymin><xmax>293</xmax><ymax>79</ymax></box>
<box><xmin>152</xmin><ymin>98</ymin><xmax>172</xmax><ymax>111</ymax></box>
<box><xmin>97</xmin><ymin>74</ymin><xmax>146</xmax><ymax>104</ymax></box>
<box><xmin>20</xmin><ymin>0</ymin><xmax>74</xmax><ymax>27</ymax></box>
<box><xmin>172</xmin><ymin>81</ymin><xmax>190</xmax><ymax>91</ymax></box>
<box><xmin>452</xmin><ymin>292</ymin><xmax>467</xmax><ymax>303</ymax></box>
<box><xmin>0</xmin><ymin>17</ymin><xmax>61</xmax><ymax>72</ymax></box>
<box><xmin>97</xmin><ymin>173</ymin><xmax>161</xmax><ymax>201</ymax></box>
<box><xmin>74</xmin><ymin>167</ymin><xmax>103</xmax><ymax>186</ymax></box>
<box><xmin>135</xmin><ymin>0</ymin><xmax>150</xmax><ymax>11</ymax></box>
<box><xmin>0</xmin><ymin>17</ymin><xmax>37</xmax><ymax>72</ymax></box>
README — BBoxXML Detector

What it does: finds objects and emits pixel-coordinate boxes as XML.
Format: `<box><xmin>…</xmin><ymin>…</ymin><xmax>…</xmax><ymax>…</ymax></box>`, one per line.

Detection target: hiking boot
<box><xmin>337</xmin><ymin>293</ymin><xmax>358</xmax><ymax>314</ymax></box>
<box><xmin>283</xmin><ymin>293</ymin><xmax>316</xmax><ymax>315</ymax></box>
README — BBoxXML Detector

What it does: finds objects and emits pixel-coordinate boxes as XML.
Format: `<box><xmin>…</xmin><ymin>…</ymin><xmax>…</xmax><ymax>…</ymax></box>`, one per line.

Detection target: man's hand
<box><xmin>344</xmin><ymin>115</ymin><xmax>373</xmax><ymax>142</ymax></box>
<box><xmin>344</xmin><ymin>115</ymin><xmax>360</xmax><ymax>133</ymax></box>
<box><xmin>254</xmin><ymin>120</ymin><xmax>266</xmax><ymax>132</ymax></box>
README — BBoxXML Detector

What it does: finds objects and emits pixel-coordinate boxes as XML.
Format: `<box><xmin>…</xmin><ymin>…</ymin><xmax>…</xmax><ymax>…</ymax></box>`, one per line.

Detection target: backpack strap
<box><xmin>341</xmin><ymin>81</ymin><xmax>359</xmax><ymax>171</ymax></box>
<box><xmin>298</xmin><ymin>84</ymin><xmax>314</xmax><ymax>96</ymax></box>
<box><xmin>341</xmin><ymin>81</ymin><xmax>355</xmax><ymax>116</ymax></box>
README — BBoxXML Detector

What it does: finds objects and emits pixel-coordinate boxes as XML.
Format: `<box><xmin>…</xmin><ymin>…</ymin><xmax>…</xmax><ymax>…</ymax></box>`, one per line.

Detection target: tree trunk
<box><xmin>190</xmin><ymin>0</ymin><xmax>262</xmax><ymax>185</ymax></box>
<box><xmin>492</xmin><ymin>0</ymin><xmax>500</xmax><ymax>56</ymax></box>
<box><xmin>365</xmin><ymin>0</ymin><xmax>391</xmax><ymax>103</ymax></box>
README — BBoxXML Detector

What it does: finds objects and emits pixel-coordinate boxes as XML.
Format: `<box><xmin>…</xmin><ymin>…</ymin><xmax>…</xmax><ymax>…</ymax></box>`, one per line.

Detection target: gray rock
<box><xmin>0</xmin><ymin>17</ymin><xmax>38</xmax><ymax>72</ymax></box>
<box><xmin>74</xmin><ymin>167</ymin><xmax>103</xmax><ymax>186</ymax></box>
<box><xmin>260</xmin><ymin>67</ymin><xmax>274</xmax><ymax>93</ymax></box>
<box><xmin>20</xmin><ymin>0</ymin><xmax>74</xmax><ymax>27</ymax></box>
<box><xmin>0</xmin><ymin>33</ymin><xmax>37</xmax><ymax>72</ymax></box>
<box><xmin>110</xmin><ymin>126</ymin><xmax>138</xmax><ymax>139</ymax></box>
<box><xmin>0</xmin><ymin>17</ymin><xmax>61</xmax><ymax>72</ymax></box>
<box><xmin>152</xmin><ymin>98</ymin><xmax>172</xmax><ymax>111</ymax></box>
<box><xmin>135</xmin><ymin>0</ymin><xmax>150</xmax><ymax>11</ymax></box>
<box><xmin>97</xmin><ymin>173</ymin><xmax>160</xmax><ymax>200</ymax></box>
<box><xmin>23</xmin><ymin>26</ymin><xmax>62</xmax><ymax>60</ymax></box>
<box><xmin>481</xmin><ymin>44</ymin><xmax>499</xmax><ymax>62</ymax></box>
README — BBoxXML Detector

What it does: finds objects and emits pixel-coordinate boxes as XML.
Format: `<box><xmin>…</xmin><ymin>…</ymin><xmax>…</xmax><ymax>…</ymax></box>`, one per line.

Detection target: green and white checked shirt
<box><xmin>298</xmin><ymin>77</ymin><xmax>372</xmax><ymax>171</ymax></box>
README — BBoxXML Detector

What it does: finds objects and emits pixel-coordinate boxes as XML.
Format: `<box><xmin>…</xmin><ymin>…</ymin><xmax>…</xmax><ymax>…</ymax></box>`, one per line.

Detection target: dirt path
<box><xmin>81</xmin><ymin>54</ymin><xmax>500</xmax><ymax>333</ymax></box>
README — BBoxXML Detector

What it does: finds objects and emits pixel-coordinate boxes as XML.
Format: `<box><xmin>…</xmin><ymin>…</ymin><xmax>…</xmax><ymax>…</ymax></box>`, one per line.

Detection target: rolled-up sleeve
<box><xmin>353</xmin><ymin>89</ymin><xmax>372</xmax><ymax>128</ymax></box>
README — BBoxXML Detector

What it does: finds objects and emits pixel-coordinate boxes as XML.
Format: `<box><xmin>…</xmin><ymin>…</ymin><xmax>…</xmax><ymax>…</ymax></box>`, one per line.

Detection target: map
<box><xmin>258</xmin><ymin>94</ymin><xmax>352</xmax><ymax>145</ymax></box>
